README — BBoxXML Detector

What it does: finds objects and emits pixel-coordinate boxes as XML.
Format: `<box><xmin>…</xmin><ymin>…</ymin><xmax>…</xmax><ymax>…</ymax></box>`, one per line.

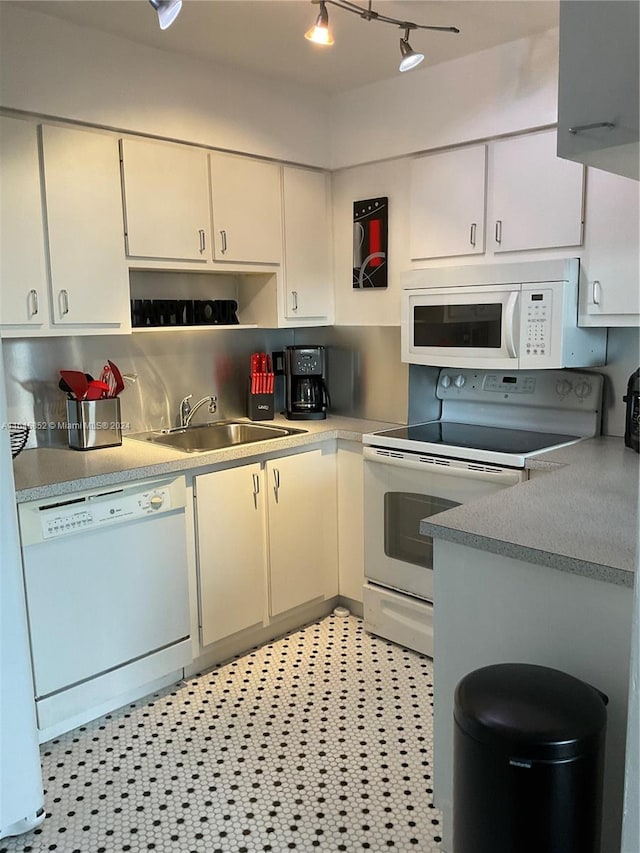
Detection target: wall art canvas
<box><xmin>353</xmin><ymin>197</ymin><xmax>388</xmax><ymax>289</ymax></box>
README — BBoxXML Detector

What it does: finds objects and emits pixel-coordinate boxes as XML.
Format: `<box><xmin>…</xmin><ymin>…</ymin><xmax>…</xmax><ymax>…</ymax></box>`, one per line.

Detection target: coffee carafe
<box><xmin>284</xmin><ymin>346</ymin><xmax>329</xmax><ymax>420</ymax></box>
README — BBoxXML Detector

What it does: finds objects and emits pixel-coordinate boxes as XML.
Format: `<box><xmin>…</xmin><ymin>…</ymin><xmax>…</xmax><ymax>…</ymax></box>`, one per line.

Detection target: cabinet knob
<box><xmin>494</xmin><ymin>220</ymin><xmax>502</xmax><ymax>245</ymax></box>
<box><xmin>592</xmin><ymin>280</ymin><xmax>601</xmax><ymax>306</ymax></box>
<box><xmin>469</xmin><ymin>223</ymin><xmax>477</xmax><ymax>247</ymax></box>
<box><xmin>198</xmin><ymin>229</ymin><xmax>206</xmax><ymax>254</ymax></box>
<box><xmin>220</xmin><ymin>230</ymin><xmax>227</xmax><ymax>254</ymax></box>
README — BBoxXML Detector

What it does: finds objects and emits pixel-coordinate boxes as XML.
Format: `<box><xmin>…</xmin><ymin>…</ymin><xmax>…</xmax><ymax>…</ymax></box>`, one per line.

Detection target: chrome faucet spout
<box><xmin>182</xmin><ymin>395</ymin><xmax>217</xmax><ymax>427</ymax></box>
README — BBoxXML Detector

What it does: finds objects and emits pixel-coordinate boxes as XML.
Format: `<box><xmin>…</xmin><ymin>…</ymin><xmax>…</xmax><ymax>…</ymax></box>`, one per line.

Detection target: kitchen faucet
<box><xmin>179</xmin><ymin>394</ymin><xmax>217</xmax><ymax>427</ymax></box>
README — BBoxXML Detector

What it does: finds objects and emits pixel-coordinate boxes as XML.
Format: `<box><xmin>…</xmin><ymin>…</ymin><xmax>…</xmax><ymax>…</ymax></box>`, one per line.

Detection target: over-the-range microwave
<box><xmin>401</xmin><ymin>259</ymin><xmax>607</xmax><ymax>370</ymax></box>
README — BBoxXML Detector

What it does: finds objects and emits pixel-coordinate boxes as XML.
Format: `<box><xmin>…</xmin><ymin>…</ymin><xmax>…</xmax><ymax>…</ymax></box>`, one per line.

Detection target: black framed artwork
<box><xmin>353</xmin><ymin>197</ymin><xmax>388</xmax><ymax>289</ymax></box>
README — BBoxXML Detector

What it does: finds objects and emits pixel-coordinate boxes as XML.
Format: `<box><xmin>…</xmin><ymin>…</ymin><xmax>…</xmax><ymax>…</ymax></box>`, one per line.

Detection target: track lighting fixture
<box><xmin>148</xmin><ymin>0</ymin><xmax>182</xmax><ymax>30</ymax></box>
<box><xmin>305</xmin><ymin>1</ymin><xmax>334</xmax><ymax>45</ymax></box>
<box><xmin>304</xmin><ymin>0</ymin><xmax>459</xmax><ymax>73</ymax></box>
<box><xmin>399</xmin><ymin>28</ymin><xmax>424</xmax><ymax>72</ymax></box>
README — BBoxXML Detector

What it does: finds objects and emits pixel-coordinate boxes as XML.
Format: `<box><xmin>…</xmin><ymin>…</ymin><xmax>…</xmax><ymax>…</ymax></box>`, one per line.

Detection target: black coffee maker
<box><xmin>284</xmin><ymin>345</ymin><xmax>329</xmax><ymax>420</ymax></box>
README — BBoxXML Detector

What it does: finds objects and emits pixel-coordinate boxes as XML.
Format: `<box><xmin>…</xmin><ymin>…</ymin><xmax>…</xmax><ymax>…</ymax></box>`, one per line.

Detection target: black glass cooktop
<box><xmin>376</xmin><ymin>421</ymin><xmax>579</xmax><ymax>455</ymax></box>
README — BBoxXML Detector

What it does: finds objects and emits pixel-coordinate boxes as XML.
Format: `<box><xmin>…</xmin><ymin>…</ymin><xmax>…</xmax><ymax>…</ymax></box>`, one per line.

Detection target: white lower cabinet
<box><xmin>266</xmin><ymin>449</ymin><xmax>337</xmax><ymax>616</ymax></box>
<box><xmin>195</xmin><ymin>448</ymin><xmax>338</xmax><ymax>648</ymax></box>
<box><xmin>195</xmin><ymin>462</ymin><xmax>267</xmax><ymax>647</ymax></box>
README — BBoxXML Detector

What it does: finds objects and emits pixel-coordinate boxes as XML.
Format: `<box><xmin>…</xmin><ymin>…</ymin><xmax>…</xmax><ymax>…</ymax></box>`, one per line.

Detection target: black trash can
<box><xmin>453</xmin><ymin>663</ymin><xmax>607</xmax><ymax>853</ymax></box>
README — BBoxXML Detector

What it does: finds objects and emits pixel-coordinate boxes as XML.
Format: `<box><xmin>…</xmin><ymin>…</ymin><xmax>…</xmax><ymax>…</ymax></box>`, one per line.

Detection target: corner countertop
<box><xmin>421</xmin><ymin>436</ymin><xmax>639</xmax><ymax>588</ymax></box>
<box><xmin>12</xmin><ymin>415</ymin><xmax>398</xmax><ymax>503</ymax></box>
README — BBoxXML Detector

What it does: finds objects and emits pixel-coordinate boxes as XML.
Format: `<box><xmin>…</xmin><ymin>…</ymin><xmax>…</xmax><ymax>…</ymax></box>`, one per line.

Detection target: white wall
<box><xmin>329</xmin><ymin>28</ymin><xmax>559</xmax><ymax>168</ymax></box>
<box><xmin>0</xmin><ymin>4</ymin><xmax>331</xmax><ymax>167</ymax></box>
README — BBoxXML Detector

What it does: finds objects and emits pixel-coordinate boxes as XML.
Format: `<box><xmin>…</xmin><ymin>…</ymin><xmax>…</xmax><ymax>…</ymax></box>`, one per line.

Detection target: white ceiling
<box><xmin>9</xmin><ymin>0</ymin><xmax>559</xmax><ymax>95</ymax></box>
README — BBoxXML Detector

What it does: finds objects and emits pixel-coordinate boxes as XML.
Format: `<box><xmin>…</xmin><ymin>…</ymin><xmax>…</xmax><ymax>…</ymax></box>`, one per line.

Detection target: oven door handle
<box><xmin>363</xmin><ymin>447</ymin><xmax>523</xmax><ymax>485</ymax></box>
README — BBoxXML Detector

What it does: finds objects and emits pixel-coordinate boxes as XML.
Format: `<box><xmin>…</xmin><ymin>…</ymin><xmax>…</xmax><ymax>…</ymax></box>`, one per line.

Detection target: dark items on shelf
<box><xmin>130</xmin><ymin>299</ymin><xmax>239</xmax><ymax>328</ymax></box>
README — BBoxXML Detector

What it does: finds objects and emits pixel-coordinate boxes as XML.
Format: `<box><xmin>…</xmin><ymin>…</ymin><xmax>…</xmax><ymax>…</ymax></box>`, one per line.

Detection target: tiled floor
<box><xmin>1</xmin><ymin>614</ymin><xmax>442</xmax><ymax>852</ymax></box>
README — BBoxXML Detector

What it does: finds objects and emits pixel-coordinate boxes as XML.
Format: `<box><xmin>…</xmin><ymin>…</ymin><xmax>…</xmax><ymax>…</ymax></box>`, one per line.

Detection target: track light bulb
<box><xmin>399</xmin><ymin>30</ymin><xmax>424</xmax><ymax>72</ymax></box>
<box><xmin>148</xmin><ymin>0</ymin><xmax>182</xmax><ymax>30</ymax></box>
<box><xmin>305</xmin><ymin>2</ymin><xmax>334</xmax><ymax>46</ymax></box>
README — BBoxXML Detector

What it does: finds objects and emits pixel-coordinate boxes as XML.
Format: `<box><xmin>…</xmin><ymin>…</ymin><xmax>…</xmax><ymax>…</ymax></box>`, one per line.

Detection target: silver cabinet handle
<box><xmin>592</xmin><ymin>280</ymin><xmax>601</xmax><ymax>306</ymax></box>
<box><xmin>469</xmin><ymin>223</ymin><xmax>477</xmax><ymax>247</ymax></box>
<box><xmin>494</xmin><ymin>220</ymin><xmax>502</xmax><ymax>245</ymax></box>
<box><xmin>568</xmin><ymin>121</ymin><xmax>615</xmax><ymax>135</ymax></box>
<box><xmin>273</xmin><ymin>467</ymin><xmax>280</xmax><ymax>502</ymax></box>
<box><xmin>59</xmin><ymin>289</ymin><xmax>70</xmax><ymax>316</ymax></box>
<box><xmin>28</xmin><ymin>289</ymin><xmax>39</xmax><ymax>317</ymax></box>
<box><xmin>252</xmin><ymin>472</ymin><xmax>260</xmax><ymax>509</ymax></box>
<box><xmin>220</xmin><ymin>230</ymin><xmax>227</xmax><ymax>254</ymax></box>
<box><xmin>198</xmin><ymin>229</ymin><xmax>206</xmax><ymax>254</ymax></box>
<box><xmin>291</xmin><ymin>290</ymin><xmax>298</xmax><ymax>312</ymax></box>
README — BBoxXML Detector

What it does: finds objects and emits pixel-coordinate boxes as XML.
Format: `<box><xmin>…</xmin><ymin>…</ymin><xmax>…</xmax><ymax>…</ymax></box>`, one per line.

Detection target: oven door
<box><xmin>401</xmin><ymin>284</ymin><xmax>521</xmax><ymax>368</ymax></box>
<box><xmin>363</xmin><ymin>446</ymin><xmax>525</xmax><ymax>600</ymax></box>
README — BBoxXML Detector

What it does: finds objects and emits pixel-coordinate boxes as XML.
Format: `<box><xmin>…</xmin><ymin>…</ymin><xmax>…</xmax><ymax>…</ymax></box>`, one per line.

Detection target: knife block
<box><xmin>248</xmin><ymin>392</ymin><xmax>274</xmax><ymax>421</ymax></box>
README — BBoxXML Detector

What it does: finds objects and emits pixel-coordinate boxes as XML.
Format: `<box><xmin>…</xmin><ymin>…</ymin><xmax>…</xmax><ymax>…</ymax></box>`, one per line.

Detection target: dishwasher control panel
<box><xmin>18</xmin><ymin>477</ymin><xmax>186</xmax><ymax>546</ymax></box>
<box><xmin>40</xmin><ymin>487</ymin><xmax>172</xmax><ymax>539</ymax></box>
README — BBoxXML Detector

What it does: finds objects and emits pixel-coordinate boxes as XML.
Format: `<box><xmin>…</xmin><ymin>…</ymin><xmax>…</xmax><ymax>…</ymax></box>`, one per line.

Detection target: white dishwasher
<box><xmin>18</xmin><ymin>475</ymin><xmax>192</xmax><ymax>739</ymax></box>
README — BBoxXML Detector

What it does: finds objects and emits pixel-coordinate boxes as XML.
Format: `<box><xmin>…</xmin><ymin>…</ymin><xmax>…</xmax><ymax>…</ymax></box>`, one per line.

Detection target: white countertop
<box><xmin>421</xmin><ymin>435</ymin><xmax>639</xmax><ymax>587</ymax></box>
<box><xmin>12</xmin><ymin>415</ymin><xmax>398</xmax><ymax>503</ymax></box>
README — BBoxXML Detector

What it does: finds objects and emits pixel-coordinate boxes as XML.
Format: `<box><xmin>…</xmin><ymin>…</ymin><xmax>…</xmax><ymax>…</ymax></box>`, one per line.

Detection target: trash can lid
<box><xmin>454</xmin><ymin>663</ymin><xmax>607</xmax><ymax>761</ymax></box>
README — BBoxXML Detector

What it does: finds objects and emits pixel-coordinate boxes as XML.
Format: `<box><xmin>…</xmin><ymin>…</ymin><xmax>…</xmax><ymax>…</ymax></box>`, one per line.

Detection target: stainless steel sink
<box><xmin>128</xmin><ymin>421</ymin><xmax>307</xmax><ymax>453</ymax></box>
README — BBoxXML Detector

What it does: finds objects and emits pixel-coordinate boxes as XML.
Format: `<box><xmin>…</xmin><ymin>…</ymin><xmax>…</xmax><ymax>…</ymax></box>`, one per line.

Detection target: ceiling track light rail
<box><xmin>305</xmin><ymin>0</ymin><xmax>459</xmax><ymax>72</ymax></box>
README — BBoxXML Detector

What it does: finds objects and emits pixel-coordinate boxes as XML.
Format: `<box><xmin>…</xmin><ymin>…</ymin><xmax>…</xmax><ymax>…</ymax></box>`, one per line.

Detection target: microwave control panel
<box><xmin>522</xmin><ymin>288</ymin><xmax>552</xmax><ymax>359</ymax></box>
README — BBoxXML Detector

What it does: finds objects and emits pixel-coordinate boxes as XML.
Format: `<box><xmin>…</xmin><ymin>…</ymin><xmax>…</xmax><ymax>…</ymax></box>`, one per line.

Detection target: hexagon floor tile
<box><xmin>1</xmin><ymin>614</ymin><xmax>442</xmax><ymax>852</ymax></box>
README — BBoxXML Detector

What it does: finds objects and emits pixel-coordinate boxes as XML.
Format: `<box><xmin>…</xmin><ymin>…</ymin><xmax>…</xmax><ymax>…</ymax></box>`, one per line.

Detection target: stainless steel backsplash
<box><xmin>2</xmin><ymin>325</ymin><xmax>408</xmax><ymax>448</ymax></box>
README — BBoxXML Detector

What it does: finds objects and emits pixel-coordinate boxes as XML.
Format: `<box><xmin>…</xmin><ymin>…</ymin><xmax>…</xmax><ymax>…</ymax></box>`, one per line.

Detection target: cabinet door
<box><xmin>195</xmin><ymin>464</ymin><xmax>266</xmax><ymax>647</ymax></box>
<box><xmin>410</xmin><ymin>145</ymin><xmax>486</xmax><ymax>260</ymax></box>
<box><xmin>120</xmin><ymin>137</ymin><xmax>210</xmax><ymax>261</ymax></box>
<box><xmin>558</xmin><ymin>0</ymin><xmax>639</xmax><ymax>181</ymax></box>
<box><xmin>0</xmin><ymin>117</ymin><xmax>47</xmax><ymax>328</ymax></box>
<box><xmin>490</xmin><ymin>130</ymin><xmax>585</xmax><ymax>253</ymax></box>
<box><xmin>580</xmin><ymin>167</ymin><xmax>640</xmax><ymax>326</ymax></box>
<box><xmin>282</xmin><ymin>166</ymin><xmax>333</xmax><ymax>320</ymax></box>
<box><xmin>267</xmin><ymin>449</ymin><xmax>336</xmax><ymax>616</ymax></box>
<box><xmin>41</xmin><ymin>125</ymin><xmax>129</xmax><ymax>327</ymax></box>
<box><xmin>210</xmin><ymin>153</ymin><xmax>282</xmax><ymax>264</ymax></box>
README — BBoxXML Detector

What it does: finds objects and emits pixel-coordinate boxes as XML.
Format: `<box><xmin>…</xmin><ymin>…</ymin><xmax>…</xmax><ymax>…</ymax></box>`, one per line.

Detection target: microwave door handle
<box><xmin>504</xmin><ymin>292</ymin><xmax>519</xmax><ymax>358</ymax></box>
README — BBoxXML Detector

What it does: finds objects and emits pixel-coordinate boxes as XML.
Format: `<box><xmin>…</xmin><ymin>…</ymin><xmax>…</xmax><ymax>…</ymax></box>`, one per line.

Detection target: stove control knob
<box><xmin>574</xmin><ymin>379</ymin><xmax>592</xmax><ymax>400</ymax></box>
<box><xmin>556</xmin><ymin>379</ymin><xmax>573</xmax><ymax>397</ymax></box>
<box><xmin>440</xmin><ymin>374</ymin><xmax>451</xmax><ymax>389</ymax></box>
<box><xmin>454</xmin><ymin>374</ymin><xmax>466</xmax><ymax>388</ymax></box>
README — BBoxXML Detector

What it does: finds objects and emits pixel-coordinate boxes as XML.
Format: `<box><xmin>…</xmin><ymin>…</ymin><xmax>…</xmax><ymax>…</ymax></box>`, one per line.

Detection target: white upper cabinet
<box><xmin>0</xmin><ymin>116</ymin><xmax>47</xmax><ymax>329</ymax></box>
<box><xmin>281</xmin><ymin>166</ymin><xmax>333</xmax><ymax>322</ymax></box>
<box><xmin>410</xmin><ymin>145</ymin><xmax>487</xmax><ymax>260</ymax></box>
<box><xmin>558</xmin><ymin>0</ymin><xmax>639</xmax><ymax>182</ymax></box>
<box><xmin>120</xmin><ymin>137</ymin><xmax>210</xmax><ymax>262</ymax></box>
<box><xmin>579</xmin><ymin>167</ymin><xmax>640</xmax><ymax>326</ymax></box>
<box><xmin>209</xmin><ymin>153</ymin><xmax>282</xmax><ymax>264</ymax></box>
<box><xmin>40</xmin><ymin>124</ymin><xmax>130</xmax><ymax>329</ymax></box>
<box><xmin>489</xmin><ymin>130</ymin><xmax>585</xmax><ymax>253</ymax></box>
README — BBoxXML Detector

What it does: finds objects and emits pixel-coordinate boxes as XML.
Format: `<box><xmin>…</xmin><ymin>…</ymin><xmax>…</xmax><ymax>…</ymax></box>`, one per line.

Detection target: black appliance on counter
<box><xmin>623</xmin><ymin>368</ymin><xmax>640</xmax><ymax>453</ymax></box>
<box><xmin>283</xmin><ymin>346</ymin><xmax>329</xmax><ymax>420</ymax></box>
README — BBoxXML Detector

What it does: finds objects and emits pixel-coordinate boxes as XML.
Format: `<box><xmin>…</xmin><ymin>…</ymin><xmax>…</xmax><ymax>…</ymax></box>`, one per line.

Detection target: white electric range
<box><xmin>361</xmin><ymin>368</ymin><xmax>604</xmax><ymax>656</ymax></box>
